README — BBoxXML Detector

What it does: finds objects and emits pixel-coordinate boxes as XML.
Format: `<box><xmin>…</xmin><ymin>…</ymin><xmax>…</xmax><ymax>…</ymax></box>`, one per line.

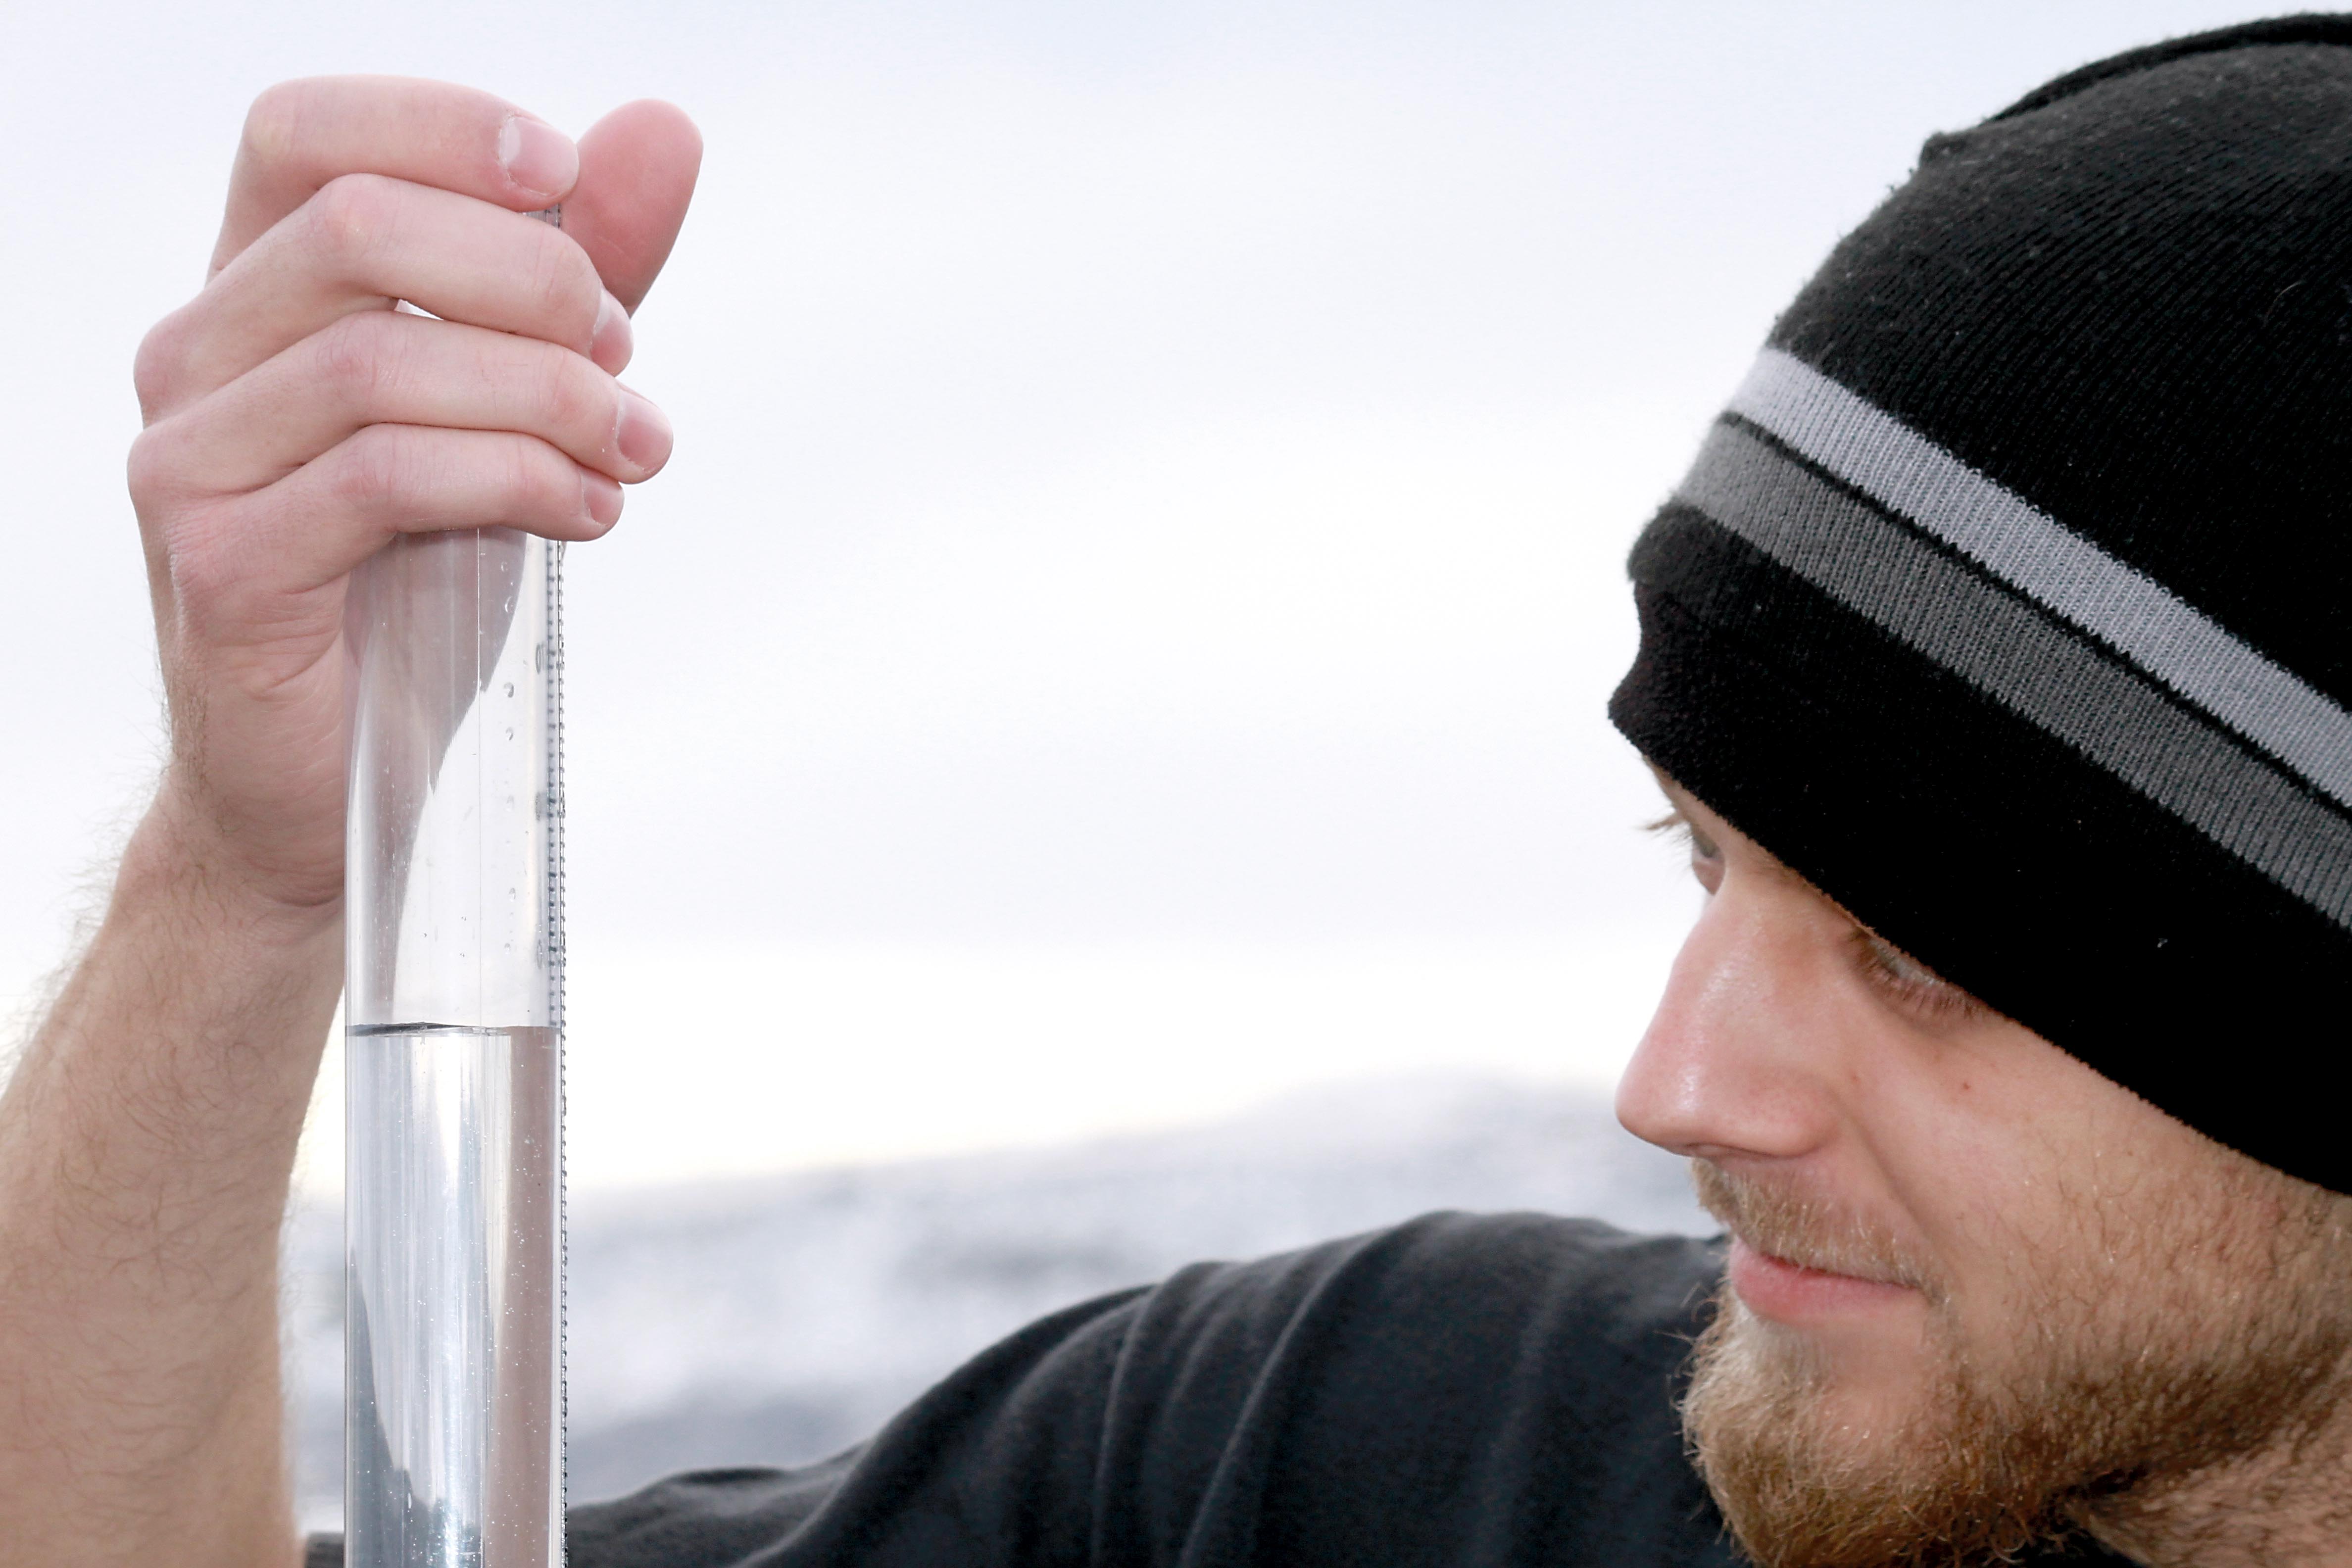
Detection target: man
<box><xmin>3</xmin><ymin>14</ymin><xmax>2351</xmax><ymax>1568</ymax></box>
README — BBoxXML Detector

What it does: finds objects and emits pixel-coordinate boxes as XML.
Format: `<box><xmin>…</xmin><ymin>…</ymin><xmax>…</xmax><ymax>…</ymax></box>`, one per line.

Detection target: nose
<box><xmin>1616</xmin><ymin>879</ymin><xmax>1842</xmax><ymax>1164</ymax></box>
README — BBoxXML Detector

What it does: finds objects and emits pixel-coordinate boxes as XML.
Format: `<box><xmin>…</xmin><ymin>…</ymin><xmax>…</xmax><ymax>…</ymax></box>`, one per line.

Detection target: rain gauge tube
<box><xmin>343</xmin><ymin>359</ymin><xmax>566</xmax><ymax>1557</ymax></box>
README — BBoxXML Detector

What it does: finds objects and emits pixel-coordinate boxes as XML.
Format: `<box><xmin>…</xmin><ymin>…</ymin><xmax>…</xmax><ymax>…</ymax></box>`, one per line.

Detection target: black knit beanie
<box><xmin>1608</xmin><ymin>15</ymin><xmax>2352</xmax><ymax>1196</ymax></box>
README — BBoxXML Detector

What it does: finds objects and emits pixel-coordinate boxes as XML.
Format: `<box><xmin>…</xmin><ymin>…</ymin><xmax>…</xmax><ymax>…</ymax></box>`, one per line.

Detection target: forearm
<box><xmin>0</xmin><ymin>784</ymin><xmax>339</xmax><ymax>1568</ymax></box>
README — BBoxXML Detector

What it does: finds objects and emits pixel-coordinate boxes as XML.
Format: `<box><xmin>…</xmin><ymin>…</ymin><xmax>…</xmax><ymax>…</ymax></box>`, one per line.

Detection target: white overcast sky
<box><xmin>0</xmin><ymin>0</ymin><xmax>2282</xmax><ymax>1183</ymax></box>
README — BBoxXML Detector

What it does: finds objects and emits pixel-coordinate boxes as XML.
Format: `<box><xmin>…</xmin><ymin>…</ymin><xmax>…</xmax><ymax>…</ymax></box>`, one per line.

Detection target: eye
<box><xmin>1849</xmin><ymin>927</ymin><xmax>1990</xmax><ymax>1023</ymax></box>
<box><xmin>1647</xmin><ymin>807</ymin><xmax>1724</xmax><ymax>894</ymax></box>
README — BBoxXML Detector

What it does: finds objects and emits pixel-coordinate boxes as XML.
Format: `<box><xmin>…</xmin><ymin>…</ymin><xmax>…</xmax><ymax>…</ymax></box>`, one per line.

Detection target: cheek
<box><xmin>1858</xmin><ymin>1038</ymin><xmax>2104</xmax><ymax>1331</ymax></box>
<box><xmin>1866</xmin><ymin>1027</ymin><xmax>2253</xmax><ymax>1372</ymax></box>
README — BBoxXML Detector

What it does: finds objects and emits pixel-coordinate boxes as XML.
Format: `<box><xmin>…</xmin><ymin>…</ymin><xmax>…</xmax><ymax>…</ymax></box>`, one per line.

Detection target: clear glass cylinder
<box><xmin>344</xmin><ymin>525</ymin><xmax>564</xmax><ymax>1568</ymax></box>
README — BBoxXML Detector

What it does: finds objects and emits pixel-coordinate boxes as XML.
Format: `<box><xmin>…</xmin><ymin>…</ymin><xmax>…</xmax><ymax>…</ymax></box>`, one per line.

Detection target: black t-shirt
<box><xmin>309</xmin><ymin>1212</ymin><xmax>2133</xmax><ymax>1566</ymax></box>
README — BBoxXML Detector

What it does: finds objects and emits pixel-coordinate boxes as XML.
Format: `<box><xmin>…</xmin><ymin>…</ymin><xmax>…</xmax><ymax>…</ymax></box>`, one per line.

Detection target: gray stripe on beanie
<box><xmin>1677</xmin><ymin>420</ymin><xmax>2352</xmax><ymax>928</ymax></box>
<box><xmin>1727</xmin><ymin>347</ymin><xmax>2352</xmax><ymax>815</ymax></box>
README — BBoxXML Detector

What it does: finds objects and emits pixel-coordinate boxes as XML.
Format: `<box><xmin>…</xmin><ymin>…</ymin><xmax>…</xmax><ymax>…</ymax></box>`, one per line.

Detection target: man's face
<box><xmin>1617</xmin><ymin>778</ymin><xmax>2352</xmax><ymax>1567</ymax></box>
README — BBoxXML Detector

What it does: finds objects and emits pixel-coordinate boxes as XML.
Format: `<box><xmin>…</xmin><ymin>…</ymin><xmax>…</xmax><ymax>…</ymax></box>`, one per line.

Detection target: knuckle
<box><xmin>306</xmin><ymin>173</ymin><xmax>401</xmax><ymax>268</ymax></box>
<box><xmin>503</xmin><ymin>437</ymin><xmax>572</xmax><ymax>523</ymax></box>
<box><xmin>240</xmin><ymin>80</ymin><xmax>317</xmax><ymax>168</ymax></box>
<box><xmin>124</xmin><ymin>425</ymin><xmax>182</xmax><ymax>512</ymax></box>
<box><xmin>131</xmin><ymin>313</ymin><xmax>193</xmax><ymax>420</ymax></box>
<box><xmin>328</xmin><ymin>424</ymin><xmax>410</xmax><ymax>509</ymax></box>
<box><xmin>526</xmin><ymin>235</ymin><xmax>602</xmax><ymax>343</ymax></box>
<box><xmin>311</xmin><ymin>310</ymin><xmax>399</xmax><ymax>404</ymax></box>
<box><xmin>534</xmin><ymin>349</ymin><xmax>601</xmax><ymax>437</ymax></box>
<box><xmin>501</xmin><ymin>434</ymin><xmax>551</xmax><ymax>500</ymax></box>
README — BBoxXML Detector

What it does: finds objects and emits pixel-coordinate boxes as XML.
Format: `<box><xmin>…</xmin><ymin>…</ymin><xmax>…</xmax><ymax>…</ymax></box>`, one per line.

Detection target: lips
<box><xmin>1726</xmin><ymin>1235</ymin><xmax>1919</xmax><ymax>1323</ymax></box>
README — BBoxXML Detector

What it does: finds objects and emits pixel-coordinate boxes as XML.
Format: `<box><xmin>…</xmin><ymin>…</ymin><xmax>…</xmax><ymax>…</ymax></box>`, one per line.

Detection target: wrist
<box><xmin>126</xmin><ymin>772</ymin><xmax>344</xmax><ymax>948</ymax></box>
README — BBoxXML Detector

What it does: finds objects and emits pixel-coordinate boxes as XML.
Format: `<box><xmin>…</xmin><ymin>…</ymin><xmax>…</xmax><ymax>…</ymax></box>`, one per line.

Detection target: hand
<box><xmin>127</xmin><ymin>77</ymin><xmax>700</xmax><ymax>918</ymax></box>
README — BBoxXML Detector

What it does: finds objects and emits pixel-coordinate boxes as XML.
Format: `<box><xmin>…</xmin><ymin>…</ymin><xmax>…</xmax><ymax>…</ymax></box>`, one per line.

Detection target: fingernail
<box><xmin>592</xmin><ymin>291</ymin><xmax>634</xmax><ymax>369</ymax></box>
<box><xmin>498</xmin><ymin>114</ymin><xmax>578</xmax><ymax>199</ymax></box>
<box><xmin>582</xmin><ymin>470</ymin><xmax>624</xmax><ymax>529</ymax></box>
<box><xmin>615</xmin><ymin>386</ymin><xmax>673</xmax><ymax>474</ymax></box>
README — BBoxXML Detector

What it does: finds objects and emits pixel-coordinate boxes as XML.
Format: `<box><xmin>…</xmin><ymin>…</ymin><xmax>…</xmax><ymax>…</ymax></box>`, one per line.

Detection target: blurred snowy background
<box><xmin>284</xmin><ymin>1077</ymin><xmax>1710</xmax><ymax>1526</ymax></box>
<box><xmin>0</xmin><ymin>0</ymin><xmax>2288</xmax><ymax>1538</ymax></box>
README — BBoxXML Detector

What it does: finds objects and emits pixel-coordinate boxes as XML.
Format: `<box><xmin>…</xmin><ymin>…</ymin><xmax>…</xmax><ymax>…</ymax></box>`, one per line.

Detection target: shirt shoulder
<box><xmin>1095</xmin><ymin>1212</ymin><xmax>1732</xmax><ymax>1567</ymax></box>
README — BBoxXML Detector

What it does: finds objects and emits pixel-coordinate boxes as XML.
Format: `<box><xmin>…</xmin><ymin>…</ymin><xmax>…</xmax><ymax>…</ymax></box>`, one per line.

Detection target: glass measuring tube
<box><xmin>343</xmin><ymin>518</ymin><xmax>565</xmax><ymax>1568</ymax></box>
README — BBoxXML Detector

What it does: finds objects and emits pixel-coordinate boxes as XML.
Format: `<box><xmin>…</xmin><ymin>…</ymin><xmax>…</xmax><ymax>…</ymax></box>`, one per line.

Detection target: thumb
<box><xmin>563</xmin><ymin>99</ymin><xmax>702</xmax><ymax>313</ymax></box>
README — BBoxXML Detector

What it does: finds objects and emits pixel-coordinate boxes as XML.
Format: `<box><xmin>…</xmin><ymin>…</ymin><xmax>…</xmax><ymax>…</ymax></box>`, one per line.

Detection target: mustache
<box><xmin>1692</xmin><ymin>1162</ymin><xmax>1938</xmax><ymax>1295</ymax></box>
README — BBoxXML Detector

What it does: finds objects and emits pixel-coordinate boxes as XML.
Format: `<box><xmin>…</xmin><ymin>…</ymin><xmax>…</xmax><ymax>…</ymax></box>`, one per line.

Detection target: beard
<box><xmin>1679</xmin><ymin>1160</ymin><xmax>2352</xmax><ymax>1568</ymax></box>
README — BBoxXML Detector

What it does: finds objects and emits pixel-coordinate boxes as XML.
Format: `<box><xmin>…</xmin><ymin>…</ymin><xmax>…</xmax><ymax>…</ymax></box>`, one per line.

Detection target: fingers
<box><xmin>137</xmin><ymin>309</ymin><xmax>671</xmax><ymax>501</ymax></box>
<box><xmin>142</xmin><ymin>175</ymin><xmax>629</xmax><ymax>418</ymax></box>
<box><xmin>130</xmin><ymin>78</ymin><xmax>694</xmax><ymax>918</ymax></box>
<box><xmin>158</xmin><ymin>87</ymin><xmax>696</xmax><ymax>422</ymax></box>
<box><xmin>153</xmin><ymin>426</ymin><xmax>622</xmax><ymax>630</ymax></box>
<box><xmin>210</xmin><ymin>81</ymin><xmax>699</xmax><ymax>314</ymax></box>
<box><xmin>145</xmin><ymin>79</ymin><xmax>692</xmax><ymax>634</ymax></box>
<box><xmin>562</xmin><ymin>100</ymin><xmax>702</xmax><ymax>313</ymax></box>
<box><xmin>211</xmin><ymin>77</ymin><xmax>577</xmax><ymax>278</ymax></box>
